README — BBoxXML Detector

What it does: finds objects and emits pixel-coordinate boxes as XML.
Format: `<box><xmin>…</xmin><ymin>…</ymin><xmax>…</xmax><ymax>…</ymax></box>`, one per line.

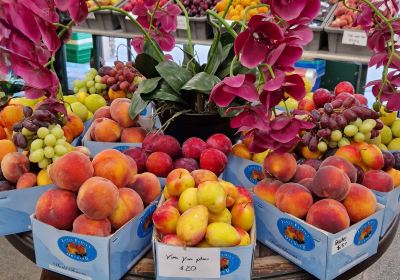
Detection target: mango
<box><xmin>208</xmin><ymin>208</ymin><xmax>232</xmax><ymax>224</ymax></box>
<box><xmin>178</xmin><ymin>188</ymin><xmax>198</xmax><ymax>213</ymax></box>
<box><xmin>205</xmin><ymin>223</ymin><xmax>241</xmax><ymax>247</ymax></box>
<box><xmin>176</xmin><ymin>205</ymin><xmax>208</xmax><ymax>246</ymax></box>
<box><xmin>197</xmin><ymin>181</ymin><xmax>226</xmax><ymax>214</ymax></box>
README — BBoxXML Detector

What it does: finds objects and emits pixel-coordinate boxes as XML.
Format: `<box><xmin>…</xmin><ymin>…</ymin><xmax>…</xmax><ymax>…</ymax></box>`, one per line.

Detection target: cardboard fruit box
<box><xmin>372</xmin><ymin>187</ymin><xmax>400</xmax><ymax>236</ymax></box>
<box><xmin>223</xmin><ymin>154</ymin><xmax>264</xmax><ymax>189</ymax></box>
<box><xmin>0</xmin><ymin>185</ymin><xmax>54</xmax><ymax>236</ymax></box>
<box><xmin>254</xmin><ymin>195</ymin><xmax>384</xmax><ymax>280</ymax></box>
<box><xmin>31</xmin><ymin>200</ymin><xmax>158</xmax><ymax>280</ymax></box>
<box><xmin>152</xmin><ymin>196</ymin><xmax>256</xmax><ymax>279</ymax></box>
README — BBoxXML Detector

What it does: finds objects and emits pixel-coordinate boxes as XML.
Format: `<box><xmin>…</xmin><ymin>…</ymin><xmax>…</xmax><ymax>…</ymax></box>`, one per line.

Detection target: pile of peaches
<box><xmin>153</xmin><ymin>168</ymin><xmax>254</xmax><ymax>247</ymax></box>
<box><xmin>254</xmin><ymin>150</ymin><xmax>394</xmax><ymax>234</ymax></box>
<box><xmin>35</xmin><ymin>149</ymin><xmax>161</xmax><ymax>236</ymax></box>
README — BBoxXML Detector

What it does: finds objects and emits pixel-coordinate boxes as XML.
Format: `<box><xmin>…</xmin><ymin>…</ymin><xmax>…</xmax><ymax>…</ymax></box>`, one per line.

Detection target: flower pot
<box><xmin>159</xmin><ymin>112</ymin><xmax>239</xmax><ymax>144</ymax></box>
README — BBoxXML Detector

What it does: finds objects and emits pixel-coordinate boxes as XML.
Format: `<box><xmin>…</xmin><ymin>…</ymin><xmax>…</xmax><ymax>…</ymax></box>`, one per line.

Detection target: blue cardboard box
<box><xmin>0</xmin><ymin>185</ymin><xmax>54</xmax><ymax>236</ymax></box>
<box><xmin>31</xmin><ymin>200</ymin><xmax>158</xmax><ymax>280</ymax></box>
<box><xmin>223</xmin><ymin>154</ymin><xmax>263</xmax><ymax>189</ymax></box>
<box><xmin>372</xmin><ymin>187</ymin><xmax>400</xmax><ymax>236</ymax></box>
<box><xmin>152</xmin><ymin>196</ymin><xmax>256</xmax><ymax>279</ymax></box>
<box><xmin>254</xmin><ymin>196</ymin><xmax>384</xmax><ymax>280</ymax></box>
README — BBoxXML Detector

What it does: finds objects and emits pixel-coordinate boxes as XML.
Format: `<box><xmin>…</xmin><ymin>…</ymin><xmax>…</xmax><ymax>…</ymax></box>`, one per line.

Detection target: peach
<box><xmin>93</xmin><ymin>106</ymin><xmax>111</xmax><ymax>119</ymax></box>
<box><xmin>147</xmin><ymin>135</ymin><xmax>181</xmax><ymax>159</ymax></box>
<box><xmin>191</xmin><ymin>169</ymin><xmax>218</xmax><ymax>187</ymax></box>
<box><xmin>0</xmin><ymin>125</ymin><xmax>6</xmax><ymax>140</ymax></box>
<box><xmin>146</xmin><ymin>152</ymin><xmax>173</xmax><ymax>177</ymax></box>
<box><xmin>360</xmin><ymin>144</ymin><xmax>384</xmax><ymax>170</ymax></box>
<box><xmin>306</xmin><ymin>199</ymin><xmax>350</xmax><ymax>233</ymax></box>
<box><xmin>197</xmin><ymin>181</ymin><xmax>226</xmax><ymax>213</ymax></box>
<box><xmin>299</xmin><ymin>146</ymin><xmax>322</xmax><ymax>160</ymax></box>
<box><xmin>276</xmin><ymin>183</ymin><xmax>313</xmax><ymax>218</ymax></box>
<box><xmin>263</xmin><ymin>152</ymin><xmax>297</xmax><ymax>182</ymax></box>
<box><xmin>163</xmin><ymin>186</ymin><xmax>173</xmax><ymax>199</ymax></box>
<box><xmin>90</xmin><ymin>118</ymin><xmax>102</xmax><ymax>140</ymax></box>
<box><xmin>199</xmin><ymin>148</ymin><xmax>228</xmax><ymax>176</ymax></box>
<box><xmin>77</xmin><ymin>177</ymin><xmax>119</xmax><ymax>220</ymax></box>
<box><xmin>303</xmin><ymin>159</ymin><xmax>322</xmax><ymax>171</ymax></box>
<box><xmin>253</xmin><ymin>179</ymin><xmax>282</xmax><ymax>205</ymax></box>
<box><xmin>182</xmin><ymin>137</ymin><xmax>207</xmax><ymax>160</ymax></box>
<box><xmin>0</xmin><ymin>104</ymin><xmax>24</xmax><ymax>130</ymax></box>
<box><xmin>130</xmin><ymin>172</ymin><xmax>161</xmax><ymax>204</ymax></box>
<box><xmin>92</xmin><ymin>149</ymin><xmax>135</xmax><ymax>188</ymax></box>
<box><xmin>50</xmin><ymin>151</ymin><xmax>94</xmax><ymax>191</ymax></box>
<box><xmin>312</xmin><ymin>166</ymin><xmax>351</xmax><ymax>201</ymax></box>
<box><xmin>236</xmin><ymin>186</ymin><xmax>253</xmax><ymax>204</ymax></box>
<box><xmin>153</xmin><ymin>204</ymin><xmax>180</xmax><ymax>234</ymax></box>
<box><xmin>219</xmin><ymin>180</ymin><xmax>239</xmax><ymax>208</ymax></box>
<box><xmin>93</xmin><ymin>118</ymin><xmax>121</xmax><ymax>142</ymax></box>
<box><xmin>110</xmin><ymin>98</ymin><xmax>136</xmax><ymax>128</ymax></box>
<box><xmin>121</xmin><ymin>127</ymin><xmax>146</xmax><ymax>143</ymax></box>
<box><xmin>387</xmin><ymin>168</ymin><xmax>400</xmax><ymax>188</ymax></box>
<box><xmin>178</xmin><ymin>188</ymin><xmax>198</xmax><ymax>213</ymax></box>
<box><xmin>343</xmin><ymin>183</ymin><xmax>377</xmax><ymax>223</ymax></box>
<box><xmin>297</xmin><ymin>98</ymin><xmax>315</xmax><ymax>112</ymax></box>
<box><xmin>0</xmin><ymin>139</ymin><xmax>17</xmax><ymax>164</ymax></box>
<box><xmin>16</xmin><ymin>172</ymin><xmax>37</xmax><ymax>189</ymax></box>
<box><xmin>63</xmin><ymin>113</ymin><xmax>84</xmax><ymax>142</ymax></box>
<box><xmin>298</xmin><ymin>178</ymin><xmax>313</xmax><ymax>192</ymax></box>
<box><xmin>320</xmin><ymin>156</ymin><xmax>357</xmax><ymax>183</ymax></box>
<box><xmin>236</xmin><ymin>227</ymin><xmax>251</xmax><ymax>246</ymax></box>
<box><xmin>36</xmin><ymin>189</ymin><xmax>79</xmax><ymax>230</ymax></box>
<box><xmin>163</xmin><ymin>197</ymin><xmax>179</xmax><ymax>209</ymax></box>
<box><xmin>231</xmin><ymin>143</ymin><xmax>252</xmax><ymax>160</ymax></box>
<box><xmin>72</xmin><ymin>214</ymin><xmax>111</xmax><ymax>237</ymax></box>
<box><xmin>231</xmin><ymin>203</ymin><xmax>254</xmax><ymax>231</ymax></box>
<box><xmin>162</xmin><ymin>234</ymin><xmax>184</xmax><ymax>246</ymax></box>
<box><xmin>335</xmin><ymin>145</ymin><xmax>362</xmax><ymax>166</ymax></box>
<box><xmin>123</xmin><ymin>147</ymin><xmax>147</xmax><ymax>173</ymax></box>
<box><xmin>109</xmin><ymin>188</ymin><xmax>144</xmax><ymax>229</ymax></box>
<box><xmin>362</xmin><ymin>170</ymin><xmax>394</xmax><ymax>192</ymax></box>
<box><xmin>292</xmin><ymin>165</ymin><xmax>316</xmax><ymax>183</ymax></box>
<box><xmin>166</xmin><ymin>168</ymin><xmax>195</xmax><ymax>197</ymax></box>
<box><xmin>206</xmin><ymin>134</ymin><xmax>232</xmax><ymax>155</ymax></box>
<box><xmin>173</xmin><ymin>158</ymin><xmax>198</xmax><ymax>172</ymax></box>
<box><xmin>1</xmin><ymin>152</ymin><xmax>29</xmax><ymax>183</ymax></box>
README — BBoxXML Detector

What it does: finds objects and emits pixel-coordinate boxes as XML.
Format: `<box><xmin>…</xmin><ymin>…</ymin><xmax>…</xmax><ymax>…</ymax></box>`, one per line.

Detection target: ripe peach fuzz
<box><xmin>298</xmin><ymin>178</ymin><xmax>313</xmax><ymax>192</ymax></box>
<box><xmin>275</xmin><ymin>183</ymin><xmax>313</xmax><ymax>219</ymax></box>
<box><xmin>109</xmin><ymin>188</ymin><xmax>144</xmax><ymax>229</ymax></box>
<box><xmin>49</xmin><ymin>151</ymin><xmax>94</xmax><ymax>192</ymax></box>
<box><xmin>231</xmin><ymin>143</ymin><xmax>252</xmax><ymax>160</ymax></box>
<box><xmin>92</xmin><ymin>149</ymin><xmax>135</xmax><ymax>188</ymax></box>
<box><xmin>16</xmin><ymin>173</ymin><xmax>37</xmax><ymax>189</ymax></box>
<box><xmin>236</xmin><ymin>226</ymin><xmax>251</xmax><ymax>246</ymax></box>
<box><xmin>320</xmin><ymin>156</ymin><xmax>357</xmax><ymax>183</ymax></box>
<box><xmin>166</xmin><ymin>168</ymin><xmax>195</xmax><ymax>197</ymax></box>
<box><xmin>386</xmin><ymin>168</ymin><xmax>400</xmax><ymax>187</ymax></box>
<box><xmin>263</xmin><ymin>152</ymin><xmax>297</xmax><ymax>182</ymax></box>
<box><xmin>219</xmin><ymin>180</ymin><xmax>239</xmax><ymax>208</ymax></box>
<box><xmin>312</xmin><ymin>166</ymin><xmax>351</xmax><ymax>201</ymax></box>
<box><xmin>121</xmin><ymin>127</ymin><xmax>146</xmax><ymax>143</ymax></box>
<box><xmin>0</xmin><ymin>104</ymin><xmax>24</xmax><ymax>130</ymax></box>
<box><xmin>163</xmin><ymin>186</ymin><xmax>173</xmax><ymax>199</ymax></box>
<box><xmin>360</xmin><ymin>144</ymin><xmax>384</xmax><ymax>170</ymax></box>
<box><xmin>292</xmin><ymin>164</ymin><xmax>316</xmax><ymax>183</ymax></box>
<box><xmin>306</xmin><ymin>199</ymin><xmax>350</xmax><ymax>234</ymax></box>
<box><xmin>130</xmin><ymin>172</ymin><xmax>161</xmax><ymax>205</ymax></box>
<box><xmin>362</xmin><ymin>170</ymin><xmax>394</xmax><ymax>192</ymax></box>
<box><xmin>36</xmin><ymin>189</ymin><xmax>80</xmax><ymax>230</ymax></box>
<box><xmin>1</xmin><ymin>152</ymin><xmax>29</xmax><ymax>183</ymax></box>
<box><xmin>335</xmin><ymin>145</ymin><xmax>362</xmax><ymax>166</ymax></box>
<box><xmin>199</xmin><ymin>148</ymin><xmax>228</xmax><ymax>176</ymax></box>
<box><xmin>163</xmin><ymin>197</ymin><xmax>179</xmax><ymax>209</ymax></box>
<box><xmin>110</xmin><ymin>98</ymin><xmax>136</xmax><ymax>128</ymax></box>
<box><xmin>93</xmin><ymin>106</ymin><xmax>111</xmax><ymax>119</ymax></box>
<box><xmin>72</xmin><ymin>214</ymin><xmax>111</xmax><ymax>237</ymax></box>
<box><xmin>231</xmin><ymin>203</ymin><xmax>255</xmax><ymax>231</ymax></box>
<box><xmin>77</xmin><ymin>177</ymin><xmax>119</xmax><ymax>220</ymax></box>
<box><xmin>162</xmin><ymin>234</ymin><xmax>185</xmax><ymax>246</ymax></box>
<box><xmin>236</xmin><ymin>186</ymin><xmax>253</xmax><ymax>204</ymax></box>
<box><xmin>93</xmin><ymin>117</ymin><xmax>121</xmax><ymax>142</ymax></box>
<box><xmin>0</xmin><ymin>139</ymin><xmax>17</xmax><ymax>164</ymax></box>
<box><xmin>253</xmin><ymin>178</ymin><xmax>282</xmax><ymax>205</ymax></box>
<box><xmin>63</xmin><ymin>113</ymin><xmax>84</xmax><ymax>143</ymax></box>
<box><xmin>191</xmin><ymin>169</ymin><xmax>218</xmax><ymax>187</ymax></box>
<box><xmin>146</xmin><ymin>152</ymin><xmax>173</xmax><ymax>177</ymax></box>
<box><xmin>343</xmin><ymin>183</ymin><xmax>377</xmax><ymax>223</ymax></box>
<box><xmin>153</xmin><ymin>204</ymin><xmax>180</xmax><ymax>234</ymax></box>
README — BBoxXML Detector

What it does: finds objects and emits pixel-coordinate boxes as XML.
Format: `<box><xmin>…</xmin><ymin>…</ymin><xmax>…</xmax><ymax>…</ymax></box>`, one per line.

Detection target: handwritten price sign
<box><xmin>157</xmin><ymin>243</ymin><xmax>220</xmax><ymax>278</ymax></box>
<box><xmin>342</xmin><ymin>30</ymin><xmax>368</xmax><ymax>46</ymax></box>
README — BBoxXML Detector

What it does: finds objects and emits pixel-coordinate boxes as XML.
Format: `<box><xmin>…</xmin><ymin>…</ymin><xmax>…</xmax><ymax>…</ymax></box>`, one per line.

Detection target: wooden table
<box><xmin>6</xmin><ymin>215</ymin><xmax>399</xmax><ymax>280</ymax></box>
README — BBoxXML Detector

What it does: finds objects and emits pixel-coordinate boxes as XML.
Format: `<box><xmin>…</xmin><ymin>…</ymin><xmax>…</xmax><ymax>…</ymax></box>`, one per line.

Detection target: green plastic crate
<box><xmin>66</xmin><ymin>42</ymin><xmax>93</xmax><ymax>51</ymax></box>
<box><xmin>66</xmin><ymin>48</ymin><xmax>91</xmax><ymax>64</ymax></box>
<box><xmin>70</xmin><ymin>32</ymin><xmax>92</xmax><ymax>40</ymax></box>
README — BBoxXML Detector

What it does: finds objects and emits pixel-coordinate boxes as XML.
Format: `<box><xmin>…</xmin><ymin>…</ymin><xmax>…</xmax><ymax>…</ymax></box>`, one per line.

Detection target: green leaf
<box><xmin>181</xmin><ymin>72</ymin><xmax>221</xmax><ymax>93</ymax></box>
<box><xmin>135</xmin><ymin>53</ymin><xmax>159</xmax><ymax>78</ymax></box>
<box><xmin>143</xmin><ymin>40</ymin><xmax>163</xmax><ymax>62</ymax></box>
<box><xmin>220</xmin><ymin>32</ymin><xmax>235</xmax><ymax>47</ymax></box>
<box><xmin>129</xmin><ymin>93</ymin><xmax>149</xmax><ymax>120</ymax></box>
<box><xmin>135</xmin><ymin>77</ymin><xmax>162</xmax><ymax>95</ymax></box>
<box><xmin>217</xmin><ymin>105</ymin><xmax>242</xmax><ymax>118</ymax></box>
<box><xmin>144</xmin><ymin>81</ymin><xmax>187</xmax><ymax>104</ymax></box>
<box><xmin>155</xmin><ymin>61</ymin><xmax>193</xmax><ymax>92</ymax></box>
<box><xmin>216</xmin><ymin>61</ymin><xmax>251</xmax><ymax>79</ymax></box>
<box><xmin>182</xmin><ymin>44</ymin><xmax>201</xmax><ymax>74</ymax></box>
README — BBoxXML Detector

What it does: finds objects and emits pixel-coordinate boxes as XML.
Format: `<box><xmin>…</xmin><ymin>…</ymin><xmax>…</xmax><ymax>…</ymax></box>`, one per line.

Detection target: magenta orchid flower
<box><xmin>267</xmin><ymin>0</ymin><xmax>320</xmax><ymax>24</ymax></box>
<box><xmin>366</xmin><ymin>71</ymin><xmax>400</xmax><ymax>111</ymax></box>
<box><xmin>155</xmin><ymin>4</ymin><xmax>181</xmax><ymax>33</ymax></box>
<box><xmin>209</xmin><ymin>74</ymin><xmax>258</xmax><ymax>107</ymax></box>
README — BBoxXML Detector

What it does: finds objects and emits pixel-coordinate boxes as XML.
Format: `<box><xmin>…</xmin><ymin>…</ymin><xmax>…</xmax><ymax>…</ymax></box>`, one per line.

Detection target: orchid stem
<box><xmin>206</xmin><ymin>10</ymin><xmax>237</xmax><ymax>38</ymax></box>
<box><xmin>340</xmin><ymin>0</ymin><xmax>361</xmax><ymax>12</ymax></box>
<box><xmin>148</xmin><ymin>0</ymin><xmax>162</xmax><ymax>33</ymax></box>
<box><xmin>229</xmin><ymin>56</ymin><xmax>238</xmax><ymax>77</ymax></box>
<box><xmin>283</xmin><ymin>100</ymin><xmax>291</xmax><ymax>116</ymax></box>
<box><xmin>175</xmin><ymin>0</ymin><xmax>193</xmax><ymax>57</ymax></box>
<box><xmin>44</xmin><ymin>57</ymin><xmax>56</xmax><ymax>68</ymax></box>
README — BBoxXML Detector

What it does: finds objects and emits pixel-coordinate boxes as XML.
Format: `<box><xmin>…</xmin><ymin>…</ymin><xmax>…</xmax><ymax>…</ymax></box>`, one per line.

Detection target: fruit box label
<box><xmin>31</xmin><ymin>200</ymin><xmax>158</xmax><ymax>280</ymax></box>
<box><xmin>342</xmin><ymin>30</ymin><xmax>367</xmax><ymax>46</ymax></box>
<box><xmin>0</xmin><ymin>185</ymin><xmax>54</xmax><ymax>236</ymax></box>
<box><xmin>176</xmin><ymin>16</ymin><xmax>187</xmax><ymax>30</ymax></box>
<box><xmin>373</xmin><ymin>187</ymin><xmax>400</xmax><ymax>236</ymax></box>
<box><xmin>254</xmin><ymin>196</ymin><xmax>384</xmax><ymax>280</ymax></box>
<box><xmin>223</xmin><ymin>155</ymin><xmax>263</xmax><ymax>188</ymax></box>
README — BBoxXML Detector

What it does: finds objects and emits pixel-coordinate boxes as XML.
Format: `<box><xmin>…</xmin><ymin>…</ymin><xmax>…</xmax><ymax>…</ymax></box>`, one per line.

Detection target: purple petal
<box><xmin>284</xmin><ymin>74</ymin><xmax>306</xmax><ymax>100</ymax></box>
<box><xmin>271</xmin><ymin>0</ymin><xmax>307</xmax><ymax>21</ymax></box>
<box><xmin>287</xmin><ymin>25</ymin><xmax>313</xmax><ymax>46</ymax></box>
<box><xmin>292</xmin><ymin>0</ymin><xmax>320</xmax><ymax>23</ymax></box>
<box><xmin>265</xmin><ymin>43</ymin><xmax>286</xmax><ymax>66</ymax></box>
<box><xmin>7</xmin><ymin>3</ymin><xmax>41</xmax><ymax>43</ymax></box>
<box><xmin>240</xmin><ymin>37</ymin><xmax>269</xmax><ymax>68</ymax></box>
<box><xmin>160</xmin><ymin>14</ymin><xmax>178</xmax><ymax>33</ymax></box>
<box><xmin>369</xmin><ymin>52</ymin><xmax>387</xmax><ymax>68</ymax></box>
<box><xmin>68</xmin><ymin>0</ymin><xmax>88</xmax><ymax>24</ymax></box>
<box><xmin>223</xmin><ymin>74</ymin><xmax>246</xmax><ymax>87</ymax></box>
<box><xmin>263</xmin><ymin>70</ymin><xmax>285</xmax><ymax>91</ymax></box>
<box><xmin>131</xmin><ymin>36</ymin><xmax>145</xmax><ymax>53</ymax></box>
<box><xmin>36</xmin><ymin>17</ymin><xmax>60</xmax><ymax>52</ymax></box>
<box><xmin>234</xmin><ymin>30</ymin><xmax>250</xmax><ymax>56</ymax></box>
<box><xmin>270</xmin><ymin>115</ymin><xmax>291</xmax><ymax>130</ymax></box>
<box><xmin>270</xmin><ymin>120</ymin><xmax>300</xmax><ymax>143</ymax></box>
<box><xmin>210</xmin><ymin>83</ymin><xmax>235</xmax><ymax>107</ymax></box>
<box><xmin>54</xmin><ymin>0</ymin><xmax>69</xmax><ymax>11</ymax></box>
<box><xmin>24</xmin><ymin>87</ymin><xmax>47</xmax><ymax>99</ymax></box>
<box><xmin>166</xmin><ymin>4</ymin><xmax>181</xmax><ymax>16</ymax></box>
<box><xmin>386</xmin><ymin>94</ymin><xmax>400</xmax><ymax>111</ymax></box>
<box><xmin>154</xmin><ymin>32</ymin><xmax>175</xmax><ymax>51</ymax></box>
<box><xmin>275</xmin><ymin>45</ymin><xmax>303</xmax><ymax>67</ymax></box>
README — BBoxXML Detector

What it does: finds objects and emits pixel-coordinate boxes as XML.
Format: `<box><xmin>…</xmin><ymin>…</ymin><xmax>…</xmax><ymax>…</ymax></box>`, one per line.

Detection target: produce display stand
<box><xmin>5</xmin><ymin>215</ymin><xmax>399</xmax><ymax>280</ymax></box>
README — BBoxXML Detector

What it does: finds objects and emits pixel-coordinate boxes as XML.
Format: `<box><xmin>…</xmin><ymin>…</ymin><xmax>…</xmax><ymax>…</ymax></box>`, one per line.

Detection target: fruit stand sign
<box><xmin>176</xmin><ymin>16</ymin><xmax>187</xmax><ymax>30</ymax></box>
<box><xmin>342</xmin><ymin>31</ymin><xmax>368</xmax><ymax>46</ymax></box>
<box><xmin>156</xmin><ymin>244</ymin><xmax>220</xmax><ymax>278</ymax></box>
